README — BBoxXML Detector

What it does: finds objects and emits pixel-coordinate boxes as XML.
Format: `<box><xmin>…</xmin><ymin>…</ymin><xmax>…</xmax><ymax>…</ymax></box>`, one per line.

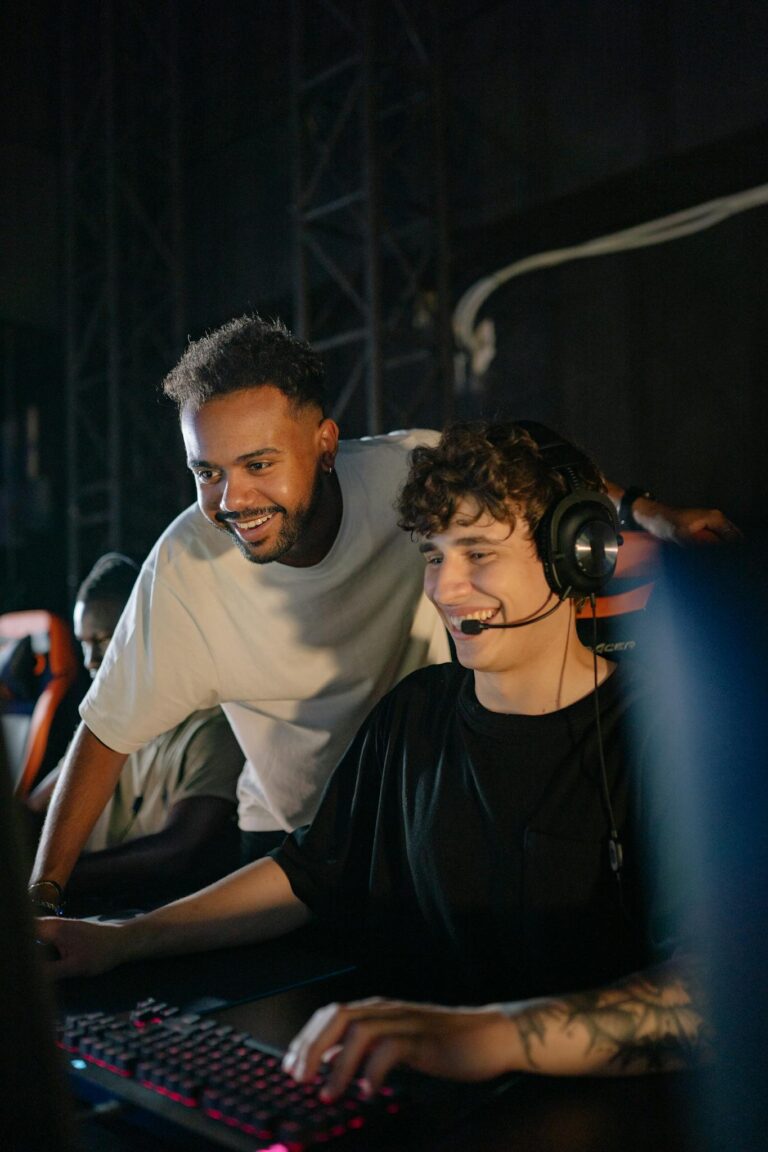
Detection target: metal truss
<box><xmin>291</xmin><ymin>0</ymin><xmax>453</xmax><ymax>436</ymax></box>
<box><xmin>61</xmin><ymin>0</ymin><xmax>187</xmax><ymax>597</ymax></box>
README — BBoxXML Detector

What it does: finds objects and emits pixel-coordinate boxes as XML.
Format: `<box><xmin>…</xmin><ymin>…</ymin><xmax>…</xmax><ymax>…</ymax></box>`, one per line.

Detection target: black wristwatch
<box><xmin>618</xmin><ymin>486</ymin><xmax>656</xmax><ymax>531</ymax></box>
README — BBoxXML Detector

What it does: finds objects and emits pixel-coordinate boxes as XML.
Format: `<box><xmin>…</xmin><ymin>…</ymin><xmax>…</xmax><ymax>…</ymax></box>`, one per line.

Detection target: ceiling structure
<box><xmin>2</xmin><ymin>0</ymin><xmax>768</xmax><ymax>608</ymax></box>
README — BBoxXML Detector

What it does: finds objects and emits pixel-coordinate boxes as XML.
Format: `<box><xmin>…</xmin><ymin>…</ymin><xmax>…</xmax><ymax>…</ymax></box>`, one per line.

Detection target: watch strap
<box><xmin>618</xmin><ymin>486</ymin><xmax>656</xmax><ymax>531</ymax></box>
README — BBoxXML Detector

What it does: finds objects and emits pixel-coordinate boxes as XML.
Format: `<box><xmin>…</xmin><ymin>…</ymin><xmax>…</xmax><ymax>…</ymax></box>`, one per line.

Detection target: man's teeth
<box><xmin>236</xmin><ymin>513</ymin><xmax>274</xmax><ymax>530</ymax></box>
<box><xmin>447</xmin><ymin>609</ymin><xmax>495</xmax><ymax>629</ymax></box>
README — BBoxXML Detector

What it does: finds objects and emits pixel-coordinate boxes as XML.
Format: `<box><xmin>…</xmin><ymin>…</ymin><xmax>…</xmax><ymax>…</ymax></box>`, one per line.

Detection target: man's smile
<box><xmin>442</xmin><ymin>607</ymin><xmax>498</xmax><ymax>635</ymax></box>
<box><xmin>216</xmin><ymin>508</ymin><xmax>281</xmax><ymax>543</ymax></box>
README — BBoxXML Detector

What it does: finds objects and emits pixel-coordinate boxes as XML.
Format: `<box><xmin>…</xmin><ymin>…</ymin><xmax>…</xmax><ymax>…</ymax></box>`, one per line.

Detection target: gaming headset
<box><xmin>518</xmin><ymin>420</ymin><xmax>627</xmax><ymax>879</ymax></box>
<box><xmin>457</xmin><ymin>420</ymin><xmax>626</xmax><ymax>880</ymax></box>
<box><xmin>517</xmin><ymin>420</ymin><xmax>622</xmax><ymax>599</ymax></box>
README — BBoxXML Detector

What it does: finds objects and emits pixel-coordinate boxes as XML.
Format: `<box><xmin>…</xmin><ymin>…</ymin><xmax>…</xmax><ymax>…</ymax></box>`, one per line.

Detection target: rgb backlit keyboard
<box><xmin>58</xmin><ymin>997</ymin><xmax>402</xmax><ymax>1150</ymax></box>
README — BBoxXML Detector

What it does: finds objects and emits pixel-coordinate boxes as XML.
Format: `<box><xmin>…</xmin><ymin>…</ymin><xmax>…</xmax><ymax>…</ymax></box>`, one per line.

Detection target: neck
<box><xmin>473</xmin><ymin>606</ymin><xmax>613</xmax><ymax>715</ymax></box>
<box><xmin>280</xmin><ymin>469</ymin><xmax>343</xmax><ymax>567</ymax></box>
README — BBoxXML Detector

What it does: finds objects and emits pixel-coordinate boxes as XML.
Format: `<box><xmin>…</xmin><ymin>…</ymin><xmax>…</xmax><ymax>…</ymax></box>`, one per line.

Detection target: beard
<box><xmin>216</xmin><ymin>468</ymin><xmax>325</xmax><ymax>566</ymax></box>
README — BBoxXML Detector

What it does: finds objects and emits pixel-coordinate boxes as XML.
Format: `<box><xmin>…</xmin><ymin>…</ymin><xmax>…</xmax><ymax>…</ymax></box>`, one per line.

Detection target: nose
<box><xmin>219</xmin><ymin>472</ymin><xmax>259</xmax><ymax>514</ymax></box>
<box><xmin>81</xmin><ymin>640</ymin><xmax>106</xmax><ymax>675</ymax></box>
<box><xmin>425</xmin><ymin>555</ymin><xmax>471</xmax><ymax>605</ymax></box>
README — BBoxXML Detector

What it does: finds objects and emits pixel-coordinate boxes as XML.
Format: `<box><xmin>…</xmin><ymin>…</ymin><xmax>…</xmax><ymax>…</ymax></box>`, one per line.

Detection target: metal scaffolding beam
<box><xmin>291</xmin><ymin>0</ymin><xmax>453</xmax><ymax>437</ymax></box>
<box><xmin>61</xmin><ymin>0</ymin><xmax>187</xmax><ymax>598</ymax></box>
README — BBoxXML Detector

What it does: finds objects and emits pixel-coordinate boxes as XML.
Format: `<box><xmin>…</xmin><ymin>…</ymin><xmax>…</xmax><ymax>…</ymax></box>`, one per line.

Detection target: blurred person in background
<box><xmin>26</xmin><ymin>553</ymin><xmax>243</xmax><ymax>908</ymax></box>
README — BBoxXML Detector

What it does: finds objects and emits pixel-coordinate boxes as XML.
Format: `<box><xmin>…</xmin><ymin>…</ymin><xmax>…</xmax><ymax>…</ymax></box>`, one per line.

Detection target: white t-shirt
<box><xmin>81</xmin><ymin>431</ymin><xmax>449</xmax><ymax>832</ymax></box>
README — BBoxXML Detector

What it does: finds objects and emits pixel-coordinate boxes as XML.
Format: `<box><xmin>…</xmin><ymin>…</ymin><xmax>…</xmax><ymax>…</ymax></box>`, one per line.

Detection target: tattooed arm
<box><xmin>510</xmin><ymin>953</ymin><xmax>712</xmax><ymax>1077</ymax></box>
<box><xmin>282</xmin><ymin>954</ymin><xmax>712</xmax><ymax>1099</ymax></box>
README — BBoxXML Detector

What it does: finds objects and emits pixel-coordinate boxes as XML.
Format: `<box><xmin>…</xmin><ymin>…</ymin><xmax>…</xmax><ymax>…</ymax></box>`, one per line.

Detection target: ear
<box><xmin>317</xmin><ymin>418</ymin><xmax>340</xmax><ymax>471</ymax></box>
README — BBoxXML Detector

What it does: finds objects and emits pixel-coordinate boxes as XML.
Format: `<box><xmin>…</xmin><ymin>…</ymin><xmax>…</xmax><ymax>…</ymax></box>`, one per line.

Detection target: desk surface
<box><xmin>56</xmin><ymin>927</ymin><xmax>710</xmax><ymax>1152</ymax></box>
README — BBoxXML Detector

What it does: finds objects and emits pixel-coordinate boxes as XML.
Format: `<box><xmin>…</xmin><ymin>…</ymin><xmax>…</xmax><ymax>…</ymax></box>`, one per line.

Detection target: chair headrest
<box><xmin>0</xmin><ymin>636</ymin><xmax>39</xmax><ymax>703</ymax></box>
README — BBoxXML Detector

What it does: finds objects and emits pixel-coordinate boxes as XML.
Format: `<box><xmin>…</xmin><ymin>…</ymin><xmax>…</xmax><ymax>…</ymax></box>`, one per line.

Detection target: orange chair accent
<box><xmin>0</xmin><ymin>611</ymin><xmax>79</xmax><ymax>797</ymax></box>
<box><xmin>576</xmin><ymin>531</ymin><xmax>662</xmax><ymax>620</ymax></box>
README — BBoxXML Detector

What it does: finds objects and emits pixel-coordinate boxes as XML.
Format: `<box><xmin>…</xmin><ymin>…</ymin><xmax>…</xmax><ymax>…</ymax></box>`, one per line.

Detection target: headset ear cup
<box><xmin>518</xmin><ymin>420</ymin><xmax>621</xmax><ymax>597</ymax></box>
<box><xmin>544</xmin><ymin>491</ymin><xmax>621</xmax><ymax>596</ymax></box>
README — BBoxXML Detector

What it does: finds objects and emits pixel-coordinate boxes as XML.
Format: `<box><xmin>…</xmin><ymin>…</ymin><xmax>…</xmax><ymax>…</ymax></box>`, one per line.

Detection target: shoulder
<box><xmin>344</xmin><ymin>428</ymin><xmax>439</xmax><ymax>451</ymax></box>
<box><xmin>599</xmin><ymin>660</ymin><xmax>656</xmax><ymax>718</ymax></box>
<box><xmin>136</xmin><ymin>506</ymin><xmax>248</xmax><ymax>606</ymax></box>
<box><xmin>334</xmin><ymin>663</ymin><xmax>462</xmax><ymax>776</ymax></box>
<box><xmin>335</xmin><ymin>430</ymin><xmax>440</xmax><ymax>517</ymax></box>
<box><xmin>339</xmin><ymin>429</ymin><xmax>439</xmax><ymax>468</ymax></box>
<box><xmin>373</xmin><ymin>662</ymin><xmax>465</xmax><ymax>724</ymax></box>
<box><xmin>573</xmin><ymin>662</ymin><xmax>654</xmax><ymax>756</ymax></box>
<box><xmin>611</xmin><ymin>658</ymin><xmax>650</xmax><ymax>694</ymax></box>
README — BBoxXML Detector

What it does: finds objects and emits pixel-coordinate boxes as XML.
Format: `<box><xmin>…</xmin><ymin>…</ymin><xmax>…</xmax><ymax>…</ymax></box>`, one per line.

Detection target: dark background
<box><xmin>2</xmin><ymin>0</ymin><xmax>767</xmax><ymax>615</ymax></box>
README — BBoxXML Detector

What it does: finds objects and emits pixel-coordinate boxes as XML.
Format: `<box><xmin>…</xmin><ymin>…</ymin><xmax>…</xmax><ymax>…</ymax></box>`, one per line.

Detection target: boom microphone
<box><xmin>460</xmin><ymin>595</ymin><xmax>566</xmax><ymax>634</ymax></box>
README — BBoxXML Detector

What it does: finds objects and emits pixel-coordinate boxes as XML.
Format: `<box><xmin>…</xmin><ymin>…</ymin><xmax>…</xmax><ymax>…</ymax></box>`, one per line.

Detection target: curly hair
<box><xmin>397</xmin><ymin>421</ymin><xmax>605</xmax><ymax>551</ymax></box>
<box><xmin>162</xmin><ymin>314</ymin><xmax>327</xmax><ymax>414</ymax></box>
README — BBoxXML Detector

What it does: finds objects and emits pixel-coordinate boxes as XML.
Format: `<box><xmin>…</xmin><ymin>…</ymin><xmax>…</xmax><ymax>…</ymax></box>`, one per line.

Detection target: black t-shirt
<box><xmin>274</xmin><ymin>663</ymin><xmax>680</xmax><ymax>1005</ymax></box>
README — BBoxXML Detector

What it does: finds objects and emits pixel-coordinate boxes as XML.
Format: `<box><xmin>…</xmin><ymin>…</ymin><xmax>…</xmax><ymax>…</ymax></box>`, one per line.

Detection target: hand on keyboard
<box><xmin>282</xmin><ymin>996</ymin><xmax>518</xmax><ymax>1101</ymax></box>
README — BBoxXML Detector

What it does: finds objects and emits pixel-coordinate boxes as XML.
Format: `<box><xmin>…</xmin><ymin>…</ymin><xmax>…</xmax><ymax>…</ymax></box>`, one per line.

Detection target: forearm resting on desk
<box><xmin>504</xmin><ymin>954</ymin><xmax>712</xmax><ymax>1076</ymax></box>
<box><xmin>36</xmin><ymin>856</ymin><xmax>311</xmax><ymax>977</ymax></box>
<box><xmin>284</xmin><ymin>954</ymin><xmax>712</xmax><ymax>1100</ymax></box>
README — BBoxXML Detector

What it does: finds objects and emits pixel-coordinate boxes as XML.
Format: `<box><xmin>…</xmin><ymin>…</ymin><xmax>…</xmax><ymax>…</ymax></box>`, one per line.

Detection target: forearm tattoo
<box><xmin>511</xmin><ymin>957</ymin><xmax>714</xmax><ymax>1074</ymax></box>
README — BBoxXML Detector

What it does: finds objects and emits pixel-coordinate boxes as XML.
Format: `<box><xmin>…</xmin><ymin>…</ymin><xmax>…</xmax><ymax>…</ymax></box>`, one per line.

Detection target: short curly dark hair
<box><xmin>397</xmin><ymin>421</ymin><xmax>605</xmax><ymax>550</ymax></box>
<box><xmin>76</xmin><ymin>552</ymin><xmax>140</xmax><ymax>607</ymax></box>
<box><xmin>162</xmin><ymin>314</ymin><xmax>327</xmax><ymax>414</ymax></box>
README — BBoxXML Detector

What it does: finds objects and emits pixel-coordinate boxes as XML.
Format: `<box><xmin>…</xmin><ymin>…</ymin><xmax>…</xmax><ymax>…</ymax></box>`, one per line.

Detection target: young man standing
<box><xmin>29</xmin><ymin>317</ymin><xmax>448</xmax><ymax>914</ymax></box>
<box><xmin>39</xmin><ymin>422</ymin><xmax>709</xmax><ymax>1090</ymax></box>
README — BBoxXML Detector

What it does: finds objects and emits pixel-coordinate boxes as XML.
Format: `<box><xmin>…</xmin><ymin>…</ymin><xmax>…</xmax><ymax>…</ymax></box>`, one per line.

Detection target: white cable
<box><xmin>453</xmin><ymin>182</ymin><xmax>768</xmax><ymax>378</ymax></box>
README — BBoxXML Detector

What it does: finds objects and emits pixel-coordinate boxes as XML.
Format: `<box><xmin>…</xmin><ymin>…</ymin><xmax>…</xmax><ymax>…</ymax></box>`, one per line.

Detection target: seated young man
<box><xmin>27</xmin><ymin>554</ymin><xmax>244</xmax><ymax>907</ymax></box>
<box><xmin>38</xmin><ymin>424</ymin><xmax>710</xmax><ymax>1096</ymax></box>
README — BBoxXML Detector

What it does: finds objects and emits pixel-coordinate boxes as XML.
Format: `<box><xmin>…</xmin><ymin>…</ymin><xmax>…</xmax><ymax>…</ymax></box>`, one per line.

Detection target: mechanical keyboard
<box><xmin>58</xmin><ymin>996</ymin><xmax>404</xmax><ymax>1151</ymax></box>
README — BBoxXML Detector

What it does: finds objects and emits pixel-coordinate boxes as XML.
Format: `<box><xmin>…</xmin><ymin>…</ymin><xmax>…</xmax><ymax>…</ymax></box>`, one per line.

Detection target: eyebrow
<box><xmin>187</xmin><ymin>447</ymin><xmax>281</xmax><ymax>468</ymax></box>
<box><xmin>418</xmin><ymin>534</ymin><xmax>503</xmax><ymax>553</ymax></box>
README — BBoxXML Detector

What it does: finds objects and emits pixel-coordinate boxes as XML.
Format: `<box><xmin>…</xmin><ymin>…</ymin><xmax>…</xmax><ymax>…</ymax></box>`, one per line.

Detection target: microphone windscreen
<box><xmin>460</xmin><ymin>619</ymin><xmax>485</xmax><ymax>635</ymax></box>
